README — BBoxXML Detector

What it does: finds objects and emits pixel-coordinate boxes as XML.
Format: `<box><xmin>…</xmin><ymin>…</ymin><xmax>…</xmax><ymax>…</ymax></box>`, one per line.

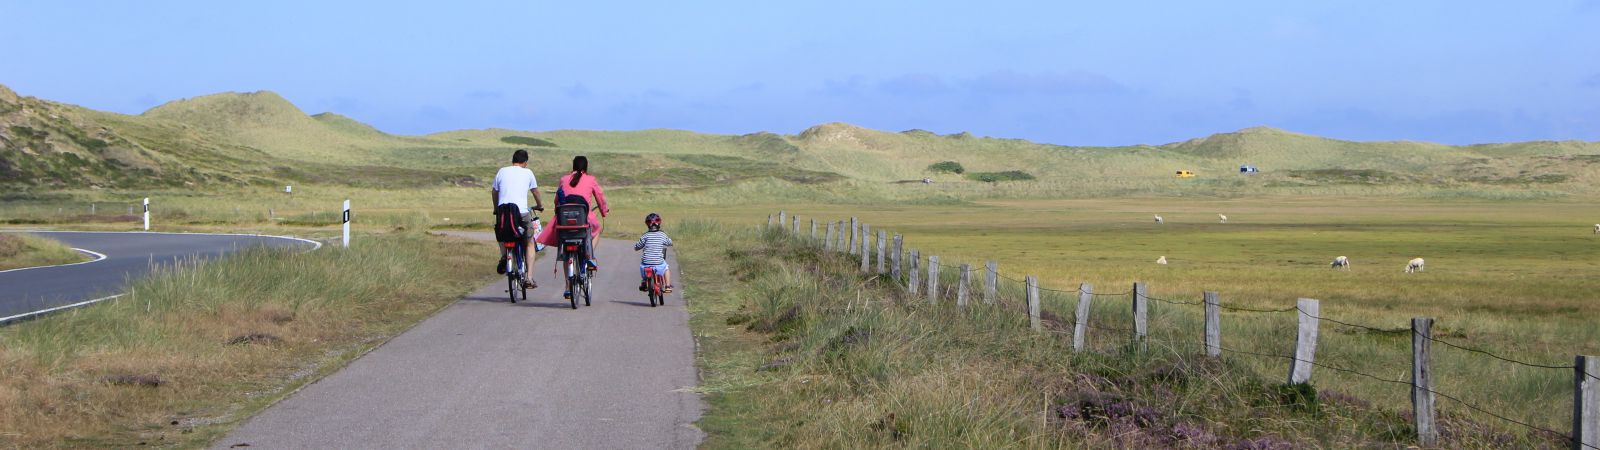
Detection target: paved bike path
<box><xmin>215</xmin><ymin>234</ymin><xmax>703</xmax><ymax>449</ymax></box>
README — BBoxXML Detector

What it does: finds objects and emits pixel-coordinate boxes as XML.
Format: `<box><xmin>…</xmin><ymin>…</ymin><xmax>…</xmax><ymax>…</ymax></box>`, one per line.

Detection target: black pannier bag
<box><xmin>494</xmin><ymin>204</ymin><xmax>526</xmax><ymax>243</ymax></box>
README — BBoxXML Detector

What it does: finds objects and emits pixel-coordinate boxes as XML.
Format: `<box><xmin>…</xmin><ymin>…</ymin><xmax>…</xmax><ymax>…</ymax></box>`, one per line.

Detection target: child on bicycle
<box><xmin>635</xmin><ymin>213</ymin><xmax>674</xmax><ymax>293</ymax></box>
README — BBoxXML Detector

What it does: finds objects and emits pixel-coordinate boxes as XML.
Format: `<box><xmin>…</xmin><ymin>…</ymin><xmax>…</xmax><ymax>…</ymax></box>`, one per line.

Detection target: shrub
<box><xmin>499</xmin><ymin>136</ymin><xmax>558</xmax><ymax>147</ymax></box>
<box><xmin>927</xmin><ymin>161</ymin><xmax>965</xmax><ymax>174</ymax></box>
<box><xmin>966</xmin><ymin>170</ymin><xmax>1035</xmax><ymax>182</ymax></box>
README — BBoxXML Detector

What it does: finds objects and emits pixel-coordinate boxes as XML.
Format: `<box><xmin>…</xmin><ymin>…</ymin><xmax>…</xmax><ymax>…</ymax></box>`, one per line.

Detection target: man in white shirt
<box><xmin>491</xmin><ymin>149</ymin><xmax>545</xmax><ymax>287</ymax></box>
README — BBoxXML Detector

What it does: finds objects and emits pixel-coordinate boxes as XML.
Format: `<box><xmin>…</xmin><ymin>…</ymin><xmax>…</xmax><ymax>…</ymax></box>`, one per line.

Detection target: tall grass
<box><xmin>680</xmin><ymin>222</ymin><xmax>1558</xmax><ymax>448</ymax></box>
<box><xmin>0</xmin><ymin>233</ymin><xmax>495</xmax><ymax>448</ymax></box>
<box><xmin>0</xmin><ymin>233</ymin><xmax>87</xmax><ymax>271</ymax></box>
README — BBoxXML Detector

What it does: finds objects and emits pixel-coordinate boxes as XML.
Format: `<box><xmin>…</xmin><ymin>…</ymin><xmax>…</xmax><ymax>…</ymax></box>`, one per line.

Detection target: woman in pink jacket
<box><xmin>537</xmin><ymin>156</ymin><xmax>609</xmax><ymax>266</ymax></box>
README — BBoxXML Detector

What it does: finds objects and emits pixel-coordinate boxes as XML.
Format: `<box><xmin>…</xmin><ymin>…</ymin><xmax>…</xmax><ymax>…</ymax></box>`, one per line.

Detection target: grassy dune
<box><xmin>0</xmin><ymin>233</ymin><xmax>88</xmax><ymax>271</ymax></box>
<box><xmin>680</xmin><ymin>222</ymin><xmax>1562</xmax><ymax>448</ymax></box>
<box><xmin>0</xmin><ymin>233</ymin><xmax>495</xmax><ymax>448</ymax></box>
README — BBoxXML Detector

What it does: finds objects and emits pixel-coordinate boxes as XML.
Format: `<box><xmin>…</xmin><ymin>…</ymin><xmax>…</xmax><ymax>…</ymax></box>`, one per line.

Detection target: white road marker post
<box><xmin>342</xmin><ymin>200</ymin><xmax>351</xmax><ymax>248</ymax></box>
<box><xmin>142</xmin><ymin>198</ymin><xmax>150</xmax><ymax>231</ymax></box>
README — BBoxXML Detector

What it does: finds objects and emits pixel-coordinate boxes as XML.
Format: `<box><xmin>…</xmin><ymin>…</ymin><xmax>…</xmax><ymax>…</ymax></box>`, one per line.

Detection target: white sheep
<box><xmin>1154</xmin><ymin>214</ymin><xmax>1164</xmax><ymax>224</ymax></box>
<box><xmin>1331</xmin><ymin>256</ymin><xmax>1350</xmax><ymax>270</ymax></box>
<box><xmin>1219</xmin><ymin>214</ymin><xmax>1228</xmax><ymax>223</ymax></box>
<box><xmin>1405</xmin><ymin>257</ymin><xmax>1425</xmax><ymax>273</ymax></box>
<box><xmin>1156</xmin><ymin>256</ymin><xmax>1168</xmax><ymax>265</ymax></box>
<box><xmin>1594</xmin><ymin>224</ymin><xmax>1598</xmax><ymax>234</ymax></box>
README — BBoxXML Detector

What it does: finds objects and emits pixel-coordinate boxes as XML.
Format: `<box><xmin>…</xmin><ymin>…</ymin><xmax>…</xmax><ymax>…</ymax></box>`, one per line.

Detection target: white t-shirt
<box><xmin>492</xmin><ymin>166</ymin><xmax>538</xmax><ymax>214</ymax></box>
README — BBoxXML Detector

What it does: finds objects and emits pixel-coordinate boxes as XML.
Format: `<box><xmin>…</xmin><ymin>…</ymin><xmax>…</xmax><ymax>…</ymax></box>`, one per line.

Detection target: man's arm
<box><xmin>490</xmin><ymin>189</ymin><xmax>499</xmax><ymax>212</ymax></box>
<box><xmin>530</xmin><ymin>189</ymin><xmax>544</xmax><ymax>211</ymax></box>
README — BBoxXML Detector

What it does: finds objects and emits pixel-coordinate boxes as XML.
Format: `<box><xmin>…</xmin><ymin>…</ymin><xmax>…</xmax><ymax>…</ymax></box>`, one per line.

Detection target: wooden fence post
<box><xmin>908</xmin><ymin>250</ymin><xmax>921</xmax><ymax>295</ymax></box>
<box><xmin>811</xmin><ymin>219</ymin><xmax>817</xmax><ymax>241</ymax></box>
<box><xmin>792</xmin><ymin>216</ymin><xmax>800</xmax><ymax>235</ymax></box>
<box><xmin>778</xmin><ymin>211</ymin><xmax>786</xmax><ymax>230</ymax></box>
<box><xmin>1074</xmin><ymin>283</ymin><xmax>1092</xmax><ymax>352</ymax></box>
<box><xmin>876</xmin><ymin>230</ymin><xmax>887</xmax><ymax>274</ymax></box>
<box><xmin>926</xmin><ymin>256</ymin><xmax>940</xmax><ymax>303</ymax></box>
<box><xmin>1204</xmin><ymin>291</ymin><xmax>1221</xmax><ymax>358</ymax></box>
<box><xmin>983</xmin><ymin>261</ymin><xmax>998</xmax><ymax>304</ymax></box>
<box><xmin>1288</xmin><ymin>298</ymin><xmax>1321</xmax><ymax>385</ymax></box>
<box><xmin>767</xmin><ymin>214</ymin><xmax>773</xmax><ymax>227</ymax></box>
<box><xmin>891</xmin><ymin>235</ymin><xmax>903</xmax><ymax>280</ymax></box>
<box><xmin>824</xmin><ymin>222</ymin><xmax>834</xmax><ymax>251</ymax></box>
<box><xmin>1027</xmin><ymin>276</ymin><xmax>1040</xmax><ymax>331</ymax></box>
<box><xmin>837</xmin><ymin>221</ymin><xmax>847</xmax><ymax>252</ymax></box>
<box><xmin>848</xmin><ymin>217</ymin><xmax>858</xmax><ymax>255</ymax></box>
<box><xmin>1576</xmin><ymin>355</ymin><xmax>1599</xmax><ymax>450</ymax></box>
<box><xmin>956</xmin><ymin>264</ymin><xmax>971</xmax><ymax>307</ymax></box>
<box><xmin>860</xmin><ymin>226</ymin><xmax>872</xmax><ymax>273</ymax></box>
<box><xmin>1132</xmin><ymin>282</ymin><xmax>1148</xmax><ymax>350</ymax></box>
<box><xmin>1412</xmin><ymin>317</ymin><xmax>1437</xmax><ymax>447</ymax></box>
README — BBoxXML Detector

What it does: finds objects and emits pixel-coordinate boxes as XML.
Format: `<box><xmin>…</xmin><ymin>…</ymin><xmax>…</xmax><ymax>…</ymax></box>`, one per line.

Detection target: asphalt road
<box><xmin>0</xmin><ymin>231</ymin><xmax>320</xmax><ymax>323</ymax></box>
<box><xmin>215</xmin><ymin>233</ymin><xmax>704</xmax><ymax>449</ymax></box>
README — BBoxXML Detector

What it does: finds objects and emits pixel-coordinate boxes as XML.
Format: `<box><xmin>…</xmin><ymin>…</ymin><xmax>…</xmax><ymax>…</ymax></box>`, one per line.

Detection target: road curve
<box><xmin>214</xmin><ymin>233</ymin><xmax>704</xmax><ymax>449</ymax></box>
<box><xmin>0</xmin><ymin>231</ymin><xmax>320</xmax><ymax>324</ymax></box>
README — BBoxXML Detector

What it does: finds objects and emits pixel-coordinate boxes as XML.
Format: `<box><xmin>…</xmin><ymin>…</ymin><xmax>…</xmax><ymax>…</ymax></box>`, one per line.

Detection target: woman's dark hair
<box><xmin>511</xmin><ymin>149</ymin><xmax>529</xmax><ymax>164</ymax></box>
<box><xmin>569</xmin><ymin>156</ymin><xmax>588</xmax><ymax>188</ymax></box>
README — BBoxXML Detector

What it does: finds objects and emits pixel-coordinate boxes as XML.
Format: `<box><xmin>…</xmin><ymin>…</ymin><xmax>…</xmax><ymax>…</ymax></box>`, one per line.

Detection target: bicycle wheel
<box><xmin>566</xmin><ymin>263</ymin><xmax>578</xmax><ymax>309</ymax></box>
<box><xmin>582</xmin><ymin>274</ymin><xmax>592</xmax><ymax>306</ymax></box>
<box><xmin>657</xmin><ymin>276</ymin><xmax>666</xmax><ymax>306</ymax></box>
<box><xmin>507</xmin><ymin>273</ymin><xmax>518</xmax><ymax>303</ymax></box>
<box><xmin>517</xmin><ymin>274</ymin><xmax>527</xmax><ymax>303</ymax></box>
<box><xmin>646</xmin><ymin>277</ymin><xmax>658</xmax><ymax>307</ymax></box>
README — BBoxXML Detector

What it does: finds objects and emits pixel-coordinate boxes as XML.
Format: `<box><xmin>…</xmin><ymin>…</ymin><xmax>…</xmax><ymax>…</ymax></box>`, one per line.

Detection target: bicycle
<box><xmin>643</xmin><ymin>266</ymin><xmax>665</xmax><ymax>307</ymax></box>
<box><xmin>553</xmin><ymin>203</ymin><xmax>600</xmax><ymax>309</ymax></box>
<box><xmin>502</xmin><ymin>237</ymin><xmax>528</xmax><ymax>303</ymax></box>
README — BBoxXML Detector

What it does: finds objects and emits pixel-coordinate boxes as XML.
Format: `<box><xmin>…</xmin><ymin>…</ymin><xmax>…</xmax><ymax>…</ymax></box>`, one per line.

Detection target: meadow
<box><xmin>711</xmin><ymin>197</ymin><xmax>1600</xmax><ymax>445</ymax></box>
<box><xmin>678</xmin><ymin>220</ymin><xmax>1585</xmax><ymax>448</ymax></box>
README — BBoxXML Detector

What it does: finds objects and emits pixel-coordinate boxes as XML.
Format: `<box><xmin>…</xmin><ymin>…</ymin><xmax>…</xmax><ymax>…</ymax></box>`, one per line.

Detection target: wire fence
<box><xmin>765</xmin><ymin>214</ymin><xmax>1597</xmax><ymax>449</ymax></box>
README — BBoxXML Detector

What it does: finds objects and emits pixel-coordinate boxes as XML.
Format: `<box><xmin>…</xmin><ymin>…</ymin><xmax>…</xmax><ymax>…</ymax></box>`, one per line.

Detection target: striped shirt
<box><xmin>634</xmin><ymin>231</ymin><xmax>673</xmax><ymax>265</ymax></box>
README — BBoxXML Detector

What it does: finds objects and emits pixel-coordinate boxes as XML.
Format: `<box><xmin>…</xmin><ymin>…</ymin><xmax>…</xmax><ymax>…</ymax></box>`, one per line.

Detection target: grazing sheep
<box><xmin>1331</xmin><ymin>256</ymin><xmax>1349</xmax><ymax>270</ymax></box>
<box><xmin>1154</xmin><ymin>214</ymin><xmax>1164</xmax><ymax>224</ymax></box>
<box><xmin>1156</xmin><ymin>256</ymin><xmax>1168</xmax><ymax>265</ymax></box>
<box><xmin>1405</xmin><ymin>257</ymin><xmax>1425</xmax><ymax>273</ymax></box>
<box><xmin>1594</xmin><ymin>224</ymin><xmax>1598</xmax><ymax>234</ymax></box>
<box><xmin>1219</xmin><ymin>214</ymin><xmax>1228</xmax><ymax>223</ymax></box>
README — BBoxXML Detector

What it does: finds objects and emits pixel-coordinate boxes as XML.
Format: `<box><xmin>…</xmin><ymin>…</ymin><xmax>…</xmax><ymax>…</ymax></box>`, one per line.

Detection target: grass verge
<box><xmin>677</xmin><ymin>221</ymin><xmax>1561</xmax><ymax>448</ymax></box>
<box><xmin>0</xmin><ymin>232</ymin><xmax>495</xmax><ymax>448</ymax></box>
<box><xmin>0</xmin><ymin>233</ymin><xmax>89</xmax><ymax>271</ymax></box>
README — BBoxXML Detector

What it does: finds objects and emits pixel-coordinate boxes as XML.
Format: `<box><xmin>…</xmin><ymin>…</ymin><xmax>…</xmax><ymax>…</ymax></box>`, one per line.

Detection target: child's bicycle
<box><xmin>643</xmin><ymin>266</ymin><xmax>666</xmax><ymax>307</ymax></box>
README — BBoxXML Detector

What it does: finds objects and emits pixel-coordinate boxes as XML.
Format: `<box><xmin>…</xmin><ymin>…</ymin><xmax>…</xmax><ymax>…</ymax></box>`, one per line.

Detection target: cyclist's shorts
<box><xmin>640</xmin><ymin>263</ymin><xmax>670</xmax><ymax>278</ymax></box>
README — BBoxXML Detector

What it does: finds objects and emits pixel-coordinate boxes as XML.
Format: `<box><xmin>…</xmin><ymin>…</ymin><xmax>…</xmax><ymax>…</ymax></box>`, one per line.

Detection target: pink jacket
<box><xmin>536</xmin><ymin>172</ymin><xmax>609</xmax><ymax>246</ymax></box>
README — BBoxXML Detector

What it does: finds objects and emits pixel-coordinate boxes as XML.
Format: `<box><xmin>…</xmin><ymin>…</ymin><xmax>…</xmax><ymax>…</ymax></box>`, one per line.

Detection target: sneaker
<box><xmin>563</xmin><ymin>290</ymin><xmax>572</xmax><ymax>299</ymax></box>
<box><xmin>523</xmin><ymin>279</ymin><xmax>537</xmax><ymax>290</ymax></box>
<box><xmin>586</xmin><ymin>260</ymin><xmax>598</xmax><ymax>271</ymax></box>
<box><xmin>496</xmin><ymin>261</ymin><xmax>506</xmax><ymax>275</ymax></box>
<box><xmin>639</xmin><ymin>281</ymin><xmax>648</xmax><ymax>292</ymax></box>
<box><xmin>665</xmin><ymin>285</ymin><xmax>675</xmax><ymax>294</ymax></box>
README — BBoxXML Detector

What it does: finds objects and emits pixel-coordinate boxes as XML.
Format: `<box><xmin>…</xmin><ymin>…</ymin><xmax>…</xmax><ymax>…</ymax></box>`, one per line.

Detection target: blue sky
<box><xmin>3</xmin><ymin>0</ymin><xmax>1598</xmax><ymax>145</ymax></box>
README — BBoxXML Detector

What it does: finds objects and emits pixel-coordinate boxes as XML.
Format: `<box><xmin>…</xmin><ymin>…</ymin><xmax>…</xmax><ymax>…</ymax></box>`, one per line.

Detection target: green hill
<box><xmin>5</xmin><ymin>83</ymin><xmax>1600</xmax><ymax>198</ymax></box>
<box><xmin>312</xmin><ymin>112</ymin><xmax>389</xmax><ymax>137</ymax></box>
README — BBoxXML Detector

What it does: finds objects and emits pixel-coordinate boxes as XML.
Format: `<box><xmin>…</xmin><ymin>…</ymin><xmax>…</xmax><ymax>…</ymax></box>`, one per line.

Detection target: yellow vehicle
<box><xmin>1175</xmin><ymin>170</ymin><xmax>1195</xmax><ymax>178</ymax></box>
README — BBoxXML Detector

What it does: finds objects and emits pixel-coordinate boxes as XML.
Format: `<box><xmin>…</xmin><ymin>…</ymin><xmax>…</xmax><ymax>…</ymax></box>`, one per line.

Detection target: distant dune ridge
<box><xmin>3</xmin><ymin>83</ymin><xmax>1599</xmax><ymax>195</ymax></box>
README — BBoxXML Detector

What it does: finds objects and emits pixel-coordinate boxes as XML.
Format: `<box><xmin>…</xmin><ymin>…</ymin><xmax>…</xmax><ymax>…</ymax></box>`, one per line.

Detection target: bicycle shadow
<box><xmin>460</xmin><ymin>294</ymin><xmax>578</xmax><ymax>309</ymax></box>
<box><xmin>607</xmin><ymin>300</ymin><xmax>658</xmax><ymax>308</ymax></box>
